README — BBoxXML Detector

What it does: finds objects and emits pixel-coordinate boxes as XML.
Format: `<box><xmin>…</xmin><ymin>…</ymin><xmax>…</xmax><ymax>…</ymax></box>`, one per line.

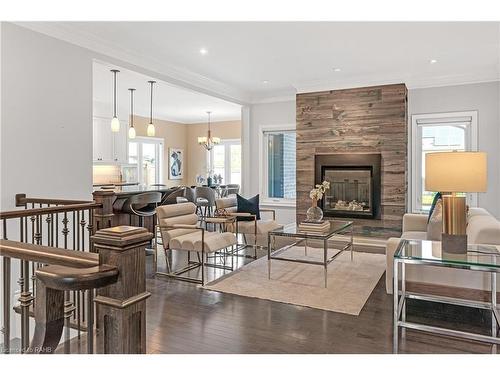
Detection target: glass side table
<box><xmin>393</xmin><ymin>239</ymin><xmax>500</xmax><ymax>353</ymax></box>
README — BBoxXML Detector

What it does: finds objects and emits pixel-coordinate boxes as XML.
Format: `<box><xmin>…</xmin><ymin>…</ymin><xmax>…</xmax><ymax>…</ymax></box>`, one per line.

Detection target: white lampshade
<box><xmin>425</xmin><ymin>151</ymin><xmax>487</xmax><ymax>192</ymax></box>
<box><xmin>128</xmin><ymin>126</ymin><xmax>136</xmax><ymax>139</ymax></box>
<box><xmin>198</xmin><ymin>136</ymin><xmax>207</xmax><ymax>144</ymax></box>
<box><xmin>147</xmin><ymin>123</ymin><xmax>155</xmax><ymax>137</ymax></box>
<box><xmin>111</xmin><ymin>117</ymin><xmax>120</xmax><ymax>132</ymax></box>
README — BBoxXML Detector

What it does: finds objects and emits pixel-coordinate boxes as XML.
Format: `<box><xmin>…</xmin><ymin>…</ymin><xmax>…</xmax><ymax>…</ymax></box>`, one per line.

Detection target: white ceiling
<box><xmin>93</xmin><ymin>61</ymin><xmax>241</xmax><ymax>123</ymax></box>
<box><xmin>18</xmin><ymin>22</ymin><xmax>500</xmax><ymax>103</ymax></box>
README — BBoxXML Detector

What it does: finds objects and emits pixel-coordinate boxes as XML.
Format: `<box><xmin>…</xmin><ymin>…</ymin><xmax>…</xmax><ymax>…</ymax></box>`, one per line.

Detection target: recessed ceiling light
<box><xmin>333</xmin><ymin>67</ymin><xmax>341</xmax><ymax>72</ymax></box>
<box><xmin>200</xmin><ymin>48</ymin><xmax>208</xmax><ymax>55</ymax></box>
<box><xmin>262</xmin><ymin>80</ymin><xmax>269</xmax><ymax>84</ymax></box>
<box><xmin>429</xmin><ymin>59</ymin><xmax>438</xmax><ymax>64</ymax></box>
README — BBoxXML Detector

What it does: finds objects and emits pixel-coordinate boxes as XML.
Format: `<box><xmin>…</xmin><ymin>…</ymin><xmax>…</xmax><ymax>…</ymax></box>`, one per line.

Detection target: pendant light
<box><xmin>110</xmin><ymin>69</ymin><xmax>120</xmax><ymax>132</ymax></box>
<box><xmin>147</xmin><ymin>80</ymin><xmax>156</xmax><ymax>137</ymax></box>
<box><xmin>128</xmin><ymin>88</ymin><xmax>136</xmax><ymax>139</ymax></box>
<box><xmin>198</xmin><ymin>111</ymin><xmax>220</xmax><ymax>151</ymax></box>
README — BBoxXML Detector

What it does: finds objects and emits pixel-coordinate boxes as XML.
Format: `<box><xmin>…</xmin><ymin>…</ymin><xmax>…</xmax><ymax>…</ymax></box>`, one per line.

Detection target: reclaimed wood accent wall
<box><xmin>296</xmin><ymin>83</ymin><xmax>408</xmax><ymax>238</ymax></box>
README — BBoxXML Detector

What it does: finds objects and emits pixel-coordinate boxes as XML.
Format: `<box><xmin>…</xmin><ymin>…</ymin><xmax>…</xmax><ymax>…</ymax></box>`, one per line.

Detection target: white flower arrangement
<box><xmin>309</xmin><ymin>180</ymin><xmax>330</xmax><ymax>201</ymax></box>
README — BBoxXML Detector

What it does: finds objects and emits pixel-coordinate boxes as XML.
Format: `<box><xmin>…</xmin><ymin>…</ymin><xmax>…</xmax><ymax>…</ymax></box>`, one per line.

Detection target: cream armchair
<box><xmin>156</xmin><ymin>202</ymin><xmax>237</xmax><ymax>285</ymax></box>
<box><xmin>215</xmin><ymin>196</ymin><xmax>283</xmax><ymax>259</ymax></box>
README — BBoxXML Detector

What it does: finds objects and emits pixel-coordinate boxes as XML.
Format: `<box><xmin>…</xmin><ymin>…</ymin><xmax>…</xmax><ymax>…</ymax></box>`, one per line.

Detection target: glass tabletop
<box><xmin>395</xmin><ymin>239</ymin><xmax>500</xmax><ymax>270</ymax></box>
<box><xmin>269</xmin><ymin>220</ymin><xmax>353</xmax><ymax>240</ymax></box>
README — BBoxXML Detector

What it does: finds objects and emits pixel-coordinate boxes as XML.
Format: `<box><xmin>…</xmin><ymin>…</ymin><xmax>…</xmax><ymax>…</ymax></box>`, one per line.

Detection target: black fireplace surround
<box><xmin>315</xmin><ymin>154</ymin><xmax>381</xmax><ymax>220</ymax></box>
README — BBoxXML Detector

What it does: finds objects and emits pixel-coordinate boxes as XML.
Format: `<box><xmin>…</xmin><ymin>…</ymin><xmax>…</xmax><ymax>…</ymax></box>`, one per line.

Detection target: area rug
<box><xmin>203</xmin><ymin>247</ymin><xmax>386</xmax><ymax>315</ymax></box>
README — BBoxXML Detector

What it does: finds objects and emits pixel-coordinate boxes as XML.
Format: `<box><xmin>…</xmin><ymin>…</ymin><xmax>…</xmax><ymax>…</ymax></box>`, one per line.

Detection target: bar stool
<box><xmin>195</xmin><ymin>186</ymin><xmax>216</xmax><ymax>219</ymax></box>
<box><xmin>122</xmin><ymin>192</ymin><xmax>162</xmax><ymax>259</ymax></box>
<box><xmin>161</xmin><ymin>187</ymin><xmax>186</xmax><ymax>205</ymax></box>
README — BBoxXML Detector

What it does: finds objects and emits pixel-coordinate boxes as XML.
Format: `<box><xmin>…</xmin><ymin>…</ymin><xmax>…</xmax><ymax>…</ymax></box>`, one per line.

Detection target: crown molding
<box><xmin>14</xmin><ymin>22</ymin><xmax>251</xmax><ymax>105</ymax></box>
<box><xmin>248</xmin><ymin>72</ymin><xmax>499</xmax><ymax>104</ymax></box>
<box><xmin>293</xmin><ymin>70</ymin><xmax>500</xmax><ymax>94</ymax></box>
<box><xmin>249</xmin><ymin>88</ymin><xmax>297</xmax><ymax>104</ymax></box>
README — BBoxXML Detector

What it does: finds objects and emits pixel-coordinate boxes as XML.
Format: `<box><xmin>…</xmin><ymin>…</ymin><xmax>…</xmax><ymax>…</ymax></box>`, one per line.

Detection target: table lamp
<box><xmin>425</xmin><ymin>151</ymin><xmax>487</xmax><ymax>253</ymax></box>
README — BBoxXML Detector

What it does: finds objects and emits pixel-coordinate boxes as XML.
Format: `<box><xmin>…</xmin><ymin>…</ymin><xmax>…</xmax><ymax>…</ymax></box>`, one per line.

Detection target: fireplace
<box><xmin>315</xmin><ymin>154</ymin><xmax>381</xmax><ymax>219</ymax></box>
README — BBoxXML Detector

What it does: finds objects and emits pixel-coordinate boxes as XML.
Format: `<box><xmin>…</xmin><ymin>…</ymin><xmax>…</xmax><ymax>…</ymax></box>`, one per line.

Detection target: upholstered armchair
<box><xmin>156</xmin><ymin>202</ymin><xmax>237</xmax><ymax>285</ymax></box>
<box><xmin>215</xmin><ymin>196</ymin><xmax>283</xmax><ymax>259</ymax></box>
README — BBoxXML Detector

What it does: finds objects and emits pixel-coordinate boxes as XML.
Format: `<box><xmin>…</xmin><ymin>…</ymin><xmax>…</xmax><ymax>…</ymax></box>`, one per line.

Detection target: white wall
<box><xmin>247</xmin><ymin>100</ymin><xmax>297</xmax><ymax>225</ymax></box>
<box><xmin>409</xmin><ymin>82</ymin><xmax>500</xmax><ymax>218</ymax></box>
<box><xmin>1</xmin><ymin>22</ymin><xmax>94</xmax><ymax>211</ymax></box>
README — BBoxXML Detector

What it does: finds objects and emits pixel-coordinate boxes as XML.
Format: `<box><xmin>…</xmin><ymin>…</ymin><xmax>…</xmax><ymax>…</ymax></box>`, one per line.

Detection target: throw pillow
<box><xmin>236</xmin><ymin>194</ymin><xmax>260</xmax><ymax>221</ymax></box>
<box><xmin>427</xmin><ymin>192</ymin><xmax>442</xmax><ymax>223</ymax></box>
<box><xmin>427</xmin><ymin>198</ymin><xmax>443</xmax><ymax>241</ymax></box>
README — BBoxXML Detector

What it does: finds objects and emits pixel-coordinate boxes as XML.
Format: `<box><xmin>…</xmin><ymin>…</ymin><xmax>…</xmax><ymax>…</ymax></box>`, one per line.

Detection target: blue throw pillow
<box><xmin>427</xmin><ymin>192</ymin><xmax>442</xmax><ymax>223</ymax></box>
<box><xmin>236</xmin><ymin>194</ymin><xmax>260</xmax><ymax>221</ymax></box>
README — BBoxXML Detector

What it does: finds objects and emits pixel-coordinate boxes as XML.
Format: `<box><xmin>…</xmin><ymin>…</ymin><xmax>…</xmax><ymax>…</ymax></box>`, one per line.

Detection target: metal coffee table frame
<box><xmin>267</xmin><ymin>221</ymin><xmax>353</xmax><ymax>288</ymax></box>
<box><xmin>393</xmin><ymin>239</ymin><xmax>500</xmax><ymax>353</ymax></box>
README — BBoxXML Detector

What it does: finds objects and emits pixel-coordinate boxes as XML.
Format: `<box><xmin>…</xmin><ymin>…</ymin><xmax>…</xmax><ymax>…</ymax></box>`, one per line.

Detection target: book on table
<box><xmin>298</xmin><ymin>220</ymin><xmax>330</xmax><ymax>232</ymax></box>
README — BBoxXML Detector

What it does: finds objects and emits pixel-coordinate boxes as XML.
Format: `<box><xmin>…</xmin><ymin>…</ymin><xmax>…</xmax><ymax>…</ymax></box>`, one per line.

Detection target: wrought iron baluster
<box><xmin>55</xmin><ymin>211</ymin><xmax>59</xmax><ymax>248</ymax></box>
<box><xmin>38</xmin><ymin>203</ymin><xmax>43</xmax><ymax>245</ymax></box>
<box><xmin>63</xmin><ymin>212</ymin><xmax>69</xmax><ymax>249</ymax></box>
<box><xmin>34</xmin><ymin>215</ymin><xmax>41</xmax><ymax>245</ymax></box>
<box><xmin>87</xmin><ymin>289</ymin><xmax>94</xmax><ymax>354</ymax></box>
<box><xmin>2</xmin><ymin>255</ymin><xmax>10</xmax><ymax>354</ymax></box>
<box><xmin>30</xmin><ymin>214</ymin><xmax>35</xmax><ymax>244</ymax></box>
<box><xmin>80</xmin><ymin>210</ymin><xmax>86</xmax><ymax>251</ymax></box>
<box><xmin>2</xmin><ymin>220</ymin><xmax>10</xmax><ymax>354</ymax></box>
<box><xmin>87</xmin><ymin>208</ymin><xmax>94</xmax><ymax>252</ymax></box>
<box><xmin>19</xmin><ymin>260</ymin><xmax>33</xmax><ymax>353</ymax></box>
<box><xmin>76</xmin><ymin>210</ymin><xmax>80</xmax><ymax>251</ymax></box>
<box><xmin>73</xmin><ymin>211</ymin><xmax>76</xmax><ymax>250</ymax></box>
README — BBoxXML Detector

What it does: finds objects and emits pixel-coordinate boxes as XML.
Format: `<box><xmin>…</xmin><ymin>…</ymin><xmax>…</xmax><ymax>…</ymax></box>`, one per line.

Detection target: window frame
<box><xmin>208</xmin><ymin>138</ymin><xmax>241</xmax><ymax>185</ymax></box>
<box><xmin>128</xmin><ymin>136</ymin><xmax>164</xmax><ymax>185</ymax></box>
<box><xmin>410</xmin><ymin>111</ymin><xmax>478</xmax><ymax>213</ymax></box>
<box><xmin>258</xmin><ymin>124</ymin><xmax>296</xmax><ymax>207</ymax></box>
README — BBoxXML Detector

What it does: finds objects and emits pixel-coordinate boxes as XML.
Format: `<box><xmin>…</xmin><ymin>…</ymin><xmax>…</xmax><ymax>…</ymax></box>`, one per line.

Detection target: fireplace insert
<box><xmin>315</xmin><ymin>154</ymin><xmax>381</xmax><ymax>219</ymax></box>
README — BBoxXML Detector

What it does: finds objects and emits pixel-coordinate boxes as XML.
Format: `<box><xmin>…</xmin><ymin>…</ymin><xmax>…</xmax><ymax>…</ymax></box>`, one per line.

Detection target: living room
<box><xmin>1</xmin><ymin>0</ymin><xmax>500</xmax><ymax>373</ymax></box>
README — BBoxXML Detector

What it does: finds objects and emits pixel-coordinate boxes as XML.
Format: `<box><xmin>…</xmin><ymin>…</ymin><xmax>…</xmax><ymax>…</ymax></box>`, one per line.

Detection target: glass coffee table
<box><xmin>393</xmin><ymin>239</ymin><xmax>500</xmax><ymax>353</ymax></box>
<box><xmin>267</xmin><ymin>220</ymin><xmax>353</xmax><ymax>288</ymax></box>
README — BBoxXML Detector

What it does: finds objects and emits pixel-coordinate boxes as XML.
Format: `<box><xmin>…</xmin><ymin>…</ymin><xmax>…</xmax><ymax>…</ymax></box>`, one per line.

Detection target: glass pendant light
<box><xmin>110</xmin><ymin>69</ymin><xmax>120</xmax><ymax>132</ymax></box>
<box><xmin>198</xmin><ymin>111</ymin><xmax>220</xmax><ymax>150</ymax></box>
<box><xmin>147</xmin><ymin>80</ymin><xmax>156</xmax><ymax>137</ymax></box>
<box><xmin>128</xmin><ymin>88</ymin><xmax>136</xmax><ymax>139</ymax></box>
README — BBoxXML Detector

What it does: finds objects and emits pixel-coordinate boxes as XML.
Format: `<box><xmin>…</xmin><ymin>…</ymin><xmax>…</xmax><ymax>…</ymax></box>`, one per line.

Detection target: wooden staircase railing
<box><xmin>1</xmin><ymin>193</ymin><xmax>153</xmax><ymax>354</ymax></box>
<box><xmin>1</xmin><ymin>226</ymin><xmax>152</xmax><ymax>354</ymax></box>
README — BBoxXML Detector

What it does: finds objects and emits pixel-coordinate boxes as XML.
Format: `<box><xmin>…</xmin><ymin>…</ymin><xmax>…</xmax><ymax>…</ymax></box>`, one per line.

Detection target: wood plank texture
<box><xmin>296</xmin><ymin>84</ymin><xmax>408</xmax><ymax>237</ymax></box>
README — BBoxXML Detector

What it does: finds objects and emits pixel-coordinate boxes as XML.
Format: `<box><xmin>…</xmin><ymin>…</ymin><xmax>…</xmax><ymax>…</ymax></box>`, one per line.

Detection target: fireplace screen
<box><xmin>323</xmin><ymin>168</ymin><xmax>373</xmax><ymax>216</ymax></box>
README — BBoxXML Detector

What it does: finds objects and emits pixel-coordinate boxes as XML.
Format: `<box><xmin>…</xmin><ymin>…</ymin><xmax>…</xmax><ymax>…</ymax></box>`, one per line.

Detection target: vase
<box><xmin>306</xmin><ymin>199</ymin><xmax>323</xmax><ymax>222</ymax></box>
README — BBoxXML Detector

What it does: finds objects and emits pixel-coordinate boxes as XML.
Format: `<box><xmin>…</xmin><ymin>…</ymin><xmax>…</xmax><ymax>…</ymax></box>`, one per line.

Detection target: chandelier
<box><xmin>198</xmin><ymin>111</ymin><xmax>220</xmax><ymax>150</ymax></box>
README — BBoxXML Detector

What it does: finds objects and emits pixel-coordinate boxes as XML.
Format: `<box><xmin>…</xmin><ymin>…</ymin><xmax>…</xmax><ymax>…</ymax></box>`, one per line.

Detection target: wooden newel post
<box><xmin>91</xmin><ymin>226</ymin><xmax>153</xmax><ymax>354</ymax></box>
<box><xmin>92</xmin><ymin>190</ymin><xmax>116</xmax><ymax>233</ymax></box>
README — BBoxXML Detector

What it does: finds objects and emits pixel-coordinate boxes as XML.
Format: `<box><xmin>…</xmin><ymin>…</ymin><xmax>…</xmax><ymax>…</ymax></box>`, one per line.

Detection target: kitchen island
<box><xmin>92</xmin><ymin>184</ymin><xmax>183</xmax><ymax>233</ymax></box>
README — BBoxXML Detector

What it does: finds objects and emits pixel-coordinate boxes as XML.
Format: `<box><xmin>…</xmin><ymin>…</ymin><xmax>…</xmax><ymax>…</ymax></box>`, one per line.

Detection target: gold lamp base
<box><xmin>441</xmin><ymin>194</ymin><xmax>468</xmax><ymax>254</ymax></box>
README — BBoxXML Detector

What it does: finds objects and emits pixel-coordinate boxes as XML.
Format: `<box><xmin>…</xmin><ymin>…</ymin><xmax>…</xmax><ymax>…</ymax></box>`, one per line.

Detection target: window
<box><xmin>128</xmin><ymin>137</ymin><xmax>164</xmax><ymax>185</ymax></box>
<box><xmin>411</xmin><ymin>111</ymin><xmax>478</xmax><ymax>212</ymax></box>
<box><xmin>262</xmin><ymin>130</ymin><xmax>296</xmax><ymax>203</ymax></box>
<box><xmin>208</xmin><ymin>139</ymin><xmax>241</xmax><ymax>185</ymax></box>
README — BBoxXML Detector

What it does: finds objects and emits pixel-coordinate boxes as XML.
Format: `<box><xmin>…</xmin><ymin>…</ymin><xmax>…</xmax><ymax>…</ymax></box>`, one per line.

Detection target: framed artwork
<box><xmin>169</xmin><ymin>148</ymin><xmax>183</xmax><ymax>180</ymax></box>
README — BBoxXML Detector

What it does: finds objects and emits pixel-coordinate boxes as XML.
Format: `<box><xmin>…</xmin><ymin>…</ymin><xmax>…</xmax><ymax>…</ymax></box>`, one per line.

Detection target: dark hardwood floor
<box><xmin>67</xmin><ymin>245</ymin><xmax>497</xmax><ymax>354</ymax></box>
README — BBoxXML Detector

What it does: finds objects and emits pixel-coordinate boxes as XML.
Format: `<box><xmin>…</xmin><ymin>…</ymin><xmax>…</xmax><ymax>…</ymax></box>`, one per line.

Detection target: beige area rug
<box><xmin>204</xmin><ymin>247</ymin><xmax>386</xmax><ymax>315</ymax></box>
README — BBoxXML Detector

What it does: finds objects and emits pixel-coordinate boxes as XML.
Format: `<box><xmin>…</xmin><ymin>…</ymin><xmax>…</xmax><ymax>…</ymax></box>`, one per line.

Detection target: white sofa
<box><xmin>386</xmin><ymin>207</ymin><xmax>500</xmax><ymax>294</ymax></box>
